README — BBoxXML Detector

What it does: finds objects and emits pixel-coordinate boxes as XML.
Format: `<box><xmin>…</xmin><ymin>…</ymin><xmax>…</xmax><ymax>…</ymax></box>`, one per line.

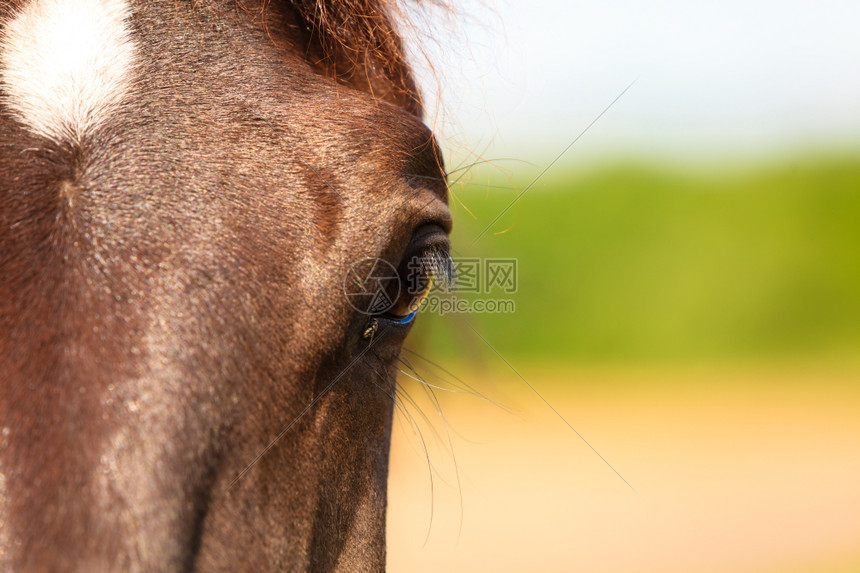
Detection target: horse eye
<box><xmin>387</xmin><ymin>254</ymin><xmax>436</xmax><ymax>319</ymax></box>
<box><xmin>384</xmin><ymin>226</ymin><xmax>453</xmax><ymax>321</ymax></box>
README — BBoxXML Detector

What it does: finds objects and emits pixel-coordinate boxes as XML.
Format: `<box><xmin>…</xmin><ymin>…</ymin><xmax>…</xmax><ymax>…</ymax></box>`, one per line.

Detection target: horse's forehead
<box><xmin>0</xmin><ymin>0</ymin><xmax>425</xmax><ymax>152</ymax></box>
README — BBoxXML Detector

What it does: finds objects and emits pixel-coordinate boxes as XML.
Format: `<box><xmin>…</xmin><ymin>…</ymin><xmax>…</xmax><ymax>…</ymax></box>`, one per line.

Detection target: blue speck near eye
<box><xmin>391</xmin><ymin>310</ymin><xmax>418</xmax><ymax>325</ymax></box>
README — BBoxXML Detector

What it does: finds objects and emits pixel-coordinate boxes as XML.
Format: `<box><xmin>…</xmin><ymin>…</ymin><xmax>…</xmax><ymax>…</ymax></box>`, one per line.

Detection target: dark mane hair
<box><xmin>286</xmin><ymin>0</ymin><xmax>423</xmax><ymax>112</ymax></box>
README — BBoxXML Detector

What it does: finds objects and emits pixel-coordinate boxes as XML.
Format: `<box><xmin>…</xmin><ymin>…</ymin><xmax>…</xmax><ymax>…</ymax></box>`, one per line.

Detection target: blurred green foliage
<box><xmin>414</xmin><ymin>156</ymin><xmax>860</xmax><ymax>365</ymax></box>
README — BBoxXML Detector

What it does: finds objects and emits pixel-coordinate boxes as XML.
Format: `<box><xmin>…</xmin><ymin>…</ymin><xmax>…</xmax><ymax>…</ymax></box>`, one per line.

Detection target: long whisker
<box><xmin>409</xmin><ymin>366</ymin><xmax>466</xmax><ymax>539</ymax></box>
<box><xmin>396</xmin><ymin>361</ymin><xmax>479</xmax><ymax>455</ymax></box>
<box><xmin>465</xmin><ymin>322</ymin><xmax>638</xmax><ymax>494</ymax></box>
<box><xmin>395</xmin><ymin>368</ymin><xmax>449</xmax><ymax>441</ymax></box>
<box><xmin>399</xmin><ymin>172</ymin><xmax>522</xmax><ymax>191</ymax></box>
<box><xmin>398</xmin><ymin>356</ymin><xmax>488</xmax><ymax>447</ymax></box>
<box><xmin>395</xmin><ymin>358</ymin><xmax>467</xmax><ymax>484</ymax></box>
<box><xmin>470</xmin><ymin>79</ymin><xmax>637</xmax><ymax>245</ymax></box>
<box><xmin>401</xmin><ymin>347</ymin><xmax>511</xmax><ymax>412</ymax></box>
<box><xmin>397</xmin><ymin>366</ymin><xmax>456</xmax><ymax>392</ymax></box>
<box><xmin>398</xmin><ymin>354</ymin><xmax>468</xmax><ymax>395</ymax></box>
<box><xmin>365</xmin><ymin>365</ymin><xmax>419</xmax><ymax>430</ymax></box>
<box><xmin>445</xmin><ymin>157</ymin><xmax>536</xmax><ymax>178</ymax></box>
<box><xmin>364</xmin><ymin>355</ymin><xmax>439</xmax><ymax>545</ymax></box>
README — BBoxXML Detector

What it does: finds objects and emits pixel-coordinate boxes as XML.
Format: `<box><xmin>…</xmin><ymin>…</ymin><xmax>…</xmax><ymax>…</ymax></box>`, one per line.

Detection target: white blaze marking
<box><xmin>0</xmin><ymin>0</ymin><xmax>137</xmax><ymax>142</ymax></box>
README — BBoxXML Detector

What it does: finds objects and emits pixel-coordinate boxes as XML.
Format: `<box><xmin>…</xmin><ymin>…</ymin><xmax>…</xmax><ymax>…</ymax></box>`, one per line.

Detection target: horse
<box><xmin>0</xmin><ymin>0</ymin><xmax>451</xmax><ymax>569</ymax></box>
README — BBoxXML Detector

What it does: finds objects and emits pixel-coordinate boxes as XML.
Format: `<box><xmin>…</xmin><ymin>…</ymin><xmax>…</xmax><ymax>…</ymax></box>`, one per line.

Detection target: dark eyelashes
<box><xmin>411</xmin><ymin>244</ymin><xmax>455</xmax><ymax>290</ymax></box>
<box><xmin>377</xmin><ymin>243</ymin><xmax>454</xmax><ymax>325</ymax></box>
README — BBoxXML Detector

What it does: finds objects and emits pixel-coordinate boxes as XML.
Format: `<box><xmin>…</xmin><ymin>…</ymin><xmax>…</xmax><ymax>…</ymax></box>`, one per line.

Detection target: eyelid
<box><xmin>407</xmin><ymin>224</ymin><xmax>450</xmax><ymax>255</ymax></box>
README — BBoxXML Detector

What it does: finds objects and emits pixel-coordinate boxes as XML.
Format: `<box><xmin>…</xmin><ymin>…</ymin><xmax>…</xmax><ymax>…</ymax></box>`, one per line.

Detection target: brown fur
<box><xmin>0</xmin><ymin>0</ymin><xmax>450</xmax><ymax>570</ymax></box>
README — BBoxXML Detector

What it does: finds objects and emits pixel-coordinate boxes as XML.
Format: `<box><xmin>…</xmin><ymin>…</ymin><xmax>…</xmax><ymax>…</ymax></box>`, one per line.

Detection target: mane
<box><xmin>283</xmin><ymin>0</ymin><xmax>442</xmax><ymax>114</ymax></box>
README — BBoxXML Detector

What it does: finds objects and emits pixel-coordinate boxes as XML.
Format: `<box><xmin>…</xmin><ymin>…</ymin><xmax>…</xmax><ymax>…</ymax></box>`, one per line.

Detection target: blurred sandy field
<box><xmin>386</xmin><ymin>159</ymin><xmax>860</xmax><ymax>571</ymax></box>
<box><xmin>386</xmin><ymin>365</ymin><xmax>860</xmax><ymax>573</ymax></box>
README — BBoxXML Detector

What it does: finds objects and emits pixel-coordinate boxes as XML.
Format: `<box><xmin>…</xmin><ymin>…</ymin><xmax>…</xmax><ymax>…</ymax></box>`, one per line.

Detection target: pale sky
<box><xmin>410</xmin><ymin>0</ymin><xmax>860</xmax><ymax>165</ymax></box>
